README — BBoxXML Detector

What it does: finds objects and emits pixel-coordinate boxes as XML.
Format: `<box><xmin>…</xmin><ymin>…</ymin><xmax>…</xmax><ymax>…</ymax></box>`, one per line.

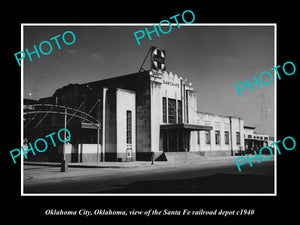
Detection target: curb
<box><xmin>23</xmin><ymin>161</ymin><xmax>150</xmax><ymax>169</ymax></box>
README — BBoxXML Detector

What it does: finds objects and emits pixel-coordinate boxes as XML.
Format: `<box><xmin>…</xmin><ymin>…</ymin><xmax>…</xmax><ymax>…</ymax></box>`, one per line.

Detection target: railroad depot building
<box><xmin>24</xmin><ymin>47</ymin><xmax>259</xmax><ymax>163</ymax></box>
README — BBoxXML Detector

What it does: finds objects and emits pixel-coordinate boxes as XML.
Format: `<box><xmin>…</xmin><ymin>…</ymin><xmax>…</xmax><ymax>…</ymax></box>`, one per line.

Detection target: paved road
<box><xmin>23</xmin><ymin>156</ymin><xmax>274</xmax><ymax>194</ymax></box>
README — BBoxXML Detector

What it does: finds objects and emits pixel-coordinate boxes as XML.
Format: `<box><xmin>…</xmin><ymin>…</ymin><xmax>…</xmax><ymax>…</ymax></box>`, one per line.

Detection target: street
<box><xmin>23</xmin><ymin>156</ymin><xmax>274</xmax><ymax>194</ymax></box>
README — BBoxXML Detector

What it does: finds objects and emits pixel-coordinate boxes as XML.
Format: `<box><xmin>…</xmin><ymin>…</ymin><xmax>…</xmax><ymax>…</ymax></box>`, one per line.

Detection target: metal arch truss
<box><xmin>24</xmin><ymin>104</ymin><xmax>101</xmax><ymax>129</ymax></box>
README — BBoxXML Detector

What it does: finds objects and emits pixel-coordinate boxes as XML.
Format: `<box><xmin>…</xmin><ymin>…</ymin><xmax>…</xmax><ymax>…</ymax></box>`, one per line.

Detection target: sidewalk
<box><xmin>24</xmin><ymin>154</ymin><xmax>274</xmax><ymax>168</ymax></box>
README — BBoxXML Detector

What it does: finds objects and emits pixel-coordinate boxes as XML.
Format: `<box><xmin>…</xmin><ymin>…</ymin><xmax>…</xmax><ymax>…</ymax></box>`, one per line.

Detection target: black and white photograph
<box><xmin>21</xmin><ymin>24</ymin><xmax>276</xmax><ymax>195</ymax></box>
<box><xmin>4</xmin><ymin>4</ymin><xmax>298</xmax><ymax>224</ymax></box>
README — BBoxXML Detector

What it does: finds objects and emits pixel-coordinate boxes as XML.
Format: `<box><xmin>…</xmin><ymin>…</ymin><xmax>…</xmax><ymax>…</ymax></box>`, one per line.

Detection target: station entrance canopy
<box><xmin>160</xmin><ymin>123</ymin><xmax>213</xmax><ymax>152</ymax></box>
<box><xmin>160</xmin><ymin>123</ymin><xmax>213</xmax><ymax>131</ymax></box>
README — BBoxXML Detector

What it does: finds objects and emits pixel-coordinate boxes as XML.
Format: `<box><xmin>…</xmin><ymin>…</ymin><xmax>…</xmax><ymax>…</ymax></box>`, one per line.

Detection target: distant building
<box><xmin>244</xmin><ymin>126</ymin><xmax>273</xmax><ymax>154</ymax></box>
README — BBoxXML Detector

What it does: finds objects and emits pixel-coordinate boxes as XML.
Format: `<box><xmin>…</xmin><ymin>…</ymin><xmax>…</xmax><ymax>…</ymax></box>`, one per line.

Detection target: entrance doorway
<box><xmin>161</xmin><ymin>129</ymin><xmax>190</xmax><ymax>152</ymax></box>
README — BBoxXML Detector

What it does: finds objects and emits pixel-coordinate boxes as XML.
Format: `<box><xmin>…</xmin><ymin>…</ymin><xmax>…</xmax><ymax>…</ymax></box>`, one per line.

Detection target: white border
<box><xmin>21</xmin><ymin>23</ymin><xmax>277</xmax><ymax>196</ymax></box>
<box><xmin>274</xmin><ymin>24</ymin><xmax>277</xmax><ymax>196</ymax></box>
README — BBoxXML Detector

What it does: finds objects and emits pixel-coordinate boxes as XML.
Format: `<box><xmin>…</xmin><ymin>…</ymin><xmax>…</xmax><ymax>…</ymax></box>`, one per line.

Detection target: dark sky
<box><xmin>23</xmin><ymin>24</ymin><xmax>275</xmax><ymax>135</ymax></box>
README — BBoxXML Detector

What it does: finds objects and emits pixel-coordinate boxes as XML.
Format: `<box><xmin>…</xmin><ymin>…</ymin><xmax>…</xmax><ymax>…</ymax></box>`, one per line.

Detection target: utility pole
<box><xmin>97</xmin><ymin>122</ymin><xmax>100</xmax><ymax>166</ymax></box>
<box><xmin>61</xmin><ymin>107</ymin><xmax>68</xmax><ymax>172</ymax></box>
<box><xmin>102</xmin><ymin>88</ymin><xmax>107</xmax><ymax>162</ymax></box>
<box><xmin>229</xmin><ymin>116</ymin><xmax>233</xmax><ymax>156</ymax></box>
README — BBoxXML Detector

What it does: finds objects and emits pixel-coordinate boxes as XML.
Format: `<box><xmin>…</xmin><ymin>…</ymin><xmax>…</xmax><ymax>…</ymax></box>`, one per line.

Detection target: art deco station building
<box><xmin>24</xmin><ymin>47</ymin><xmax>269</xmax><ymax>163</ymax></box>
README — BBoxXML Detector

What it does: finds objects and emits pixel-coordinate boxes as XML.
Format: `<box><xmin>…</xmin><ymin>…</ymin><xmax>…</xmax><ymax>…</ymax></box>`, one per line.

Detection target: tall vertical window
<box><xmin>215</xmin><ymin>130</ymin><xmax>220</xmax><ymax>145</ymax></box>
<box><xmin>168</xmin><ymin>98</ymin><xmax>176</xmax><ymax>124</ymax></box>
<box><xmin>224</xmin><ymin>131</ymin><xmax>229</xmax><ymax>145</ymax></box>
<box><xmin>126</xmin><ymin>110</ymin><xmax>132</xmax><ymax>144</ymax></box>
<box><xmin>205</xmin><ymin>130</ymin><xmax>211</xmax><ymax>144</ymax></box>
<box><xmin>162</xmin><ymin>97</ymin><xmax>167</xmax><ymax>123</ymax></box>
<box><xmin>177</xmin><ymin>100</ymin><xmax>182</xmax><ymax>123</ymax></box>
<box><xmin>236</xmin><ymin>132</ymin><xmax>240</xmax><ymax>145</ymax></box>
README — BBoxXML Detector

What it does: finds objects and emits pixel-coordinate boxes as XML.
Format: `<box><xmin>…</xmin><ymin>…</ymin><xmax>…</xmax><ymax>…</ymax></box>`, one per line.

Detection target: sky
<box><xmin>23</xmin><ymin>24</ymin><xmax>275</xmax><ymax>135</ymax></box>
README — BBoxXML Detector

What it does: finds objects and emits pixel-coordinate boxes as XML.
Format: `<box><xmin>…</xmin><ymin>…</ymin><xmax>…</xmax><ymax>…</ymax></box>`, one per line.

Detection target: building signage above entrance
<box><xmin>163</xmin><ymin>80</ymin><xmax>179</xmax><ymax>88</ymax></box>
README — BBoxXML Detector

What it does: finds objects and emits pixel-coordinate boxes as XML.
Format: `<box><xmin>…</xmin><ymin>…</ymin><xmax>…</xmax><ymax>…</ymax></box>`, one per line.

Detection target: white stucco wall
<box><xmin>195</xmin><ymin>112</ymin><xmax>245</xmax><ymax>154</ymax></box>
<box><xmin>116</xmin><ymin>88</ymin><xmax>136</xmax><ymax>156</ymax></box>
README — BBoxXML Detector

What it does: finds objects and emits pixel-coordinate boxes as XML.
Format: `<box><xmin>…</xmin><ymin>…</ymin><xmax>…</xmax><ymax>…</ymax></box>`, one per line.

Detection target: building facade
<box><xmin>196</xmin><ymin>112</ymin><xmax>244</xmax><ymax>156</ymax></box>
<box><xmin>24</xmin><ymin>47</ymin><xmax>269</xmax><ymax>163</ymax></box>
